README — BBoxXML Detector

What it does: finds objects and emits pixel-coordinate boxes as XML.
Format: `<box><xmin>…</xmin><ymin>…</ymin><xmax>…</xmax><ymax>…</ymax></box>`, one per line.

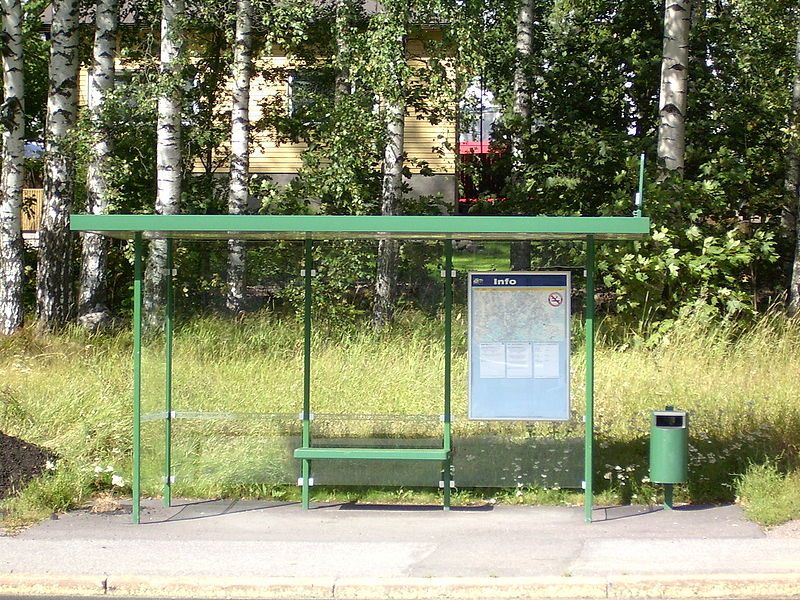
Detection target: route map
<box><xmin>468</xmin><ymin>273</ymin><xmax>571</xmax><ymax>420</ymax></box>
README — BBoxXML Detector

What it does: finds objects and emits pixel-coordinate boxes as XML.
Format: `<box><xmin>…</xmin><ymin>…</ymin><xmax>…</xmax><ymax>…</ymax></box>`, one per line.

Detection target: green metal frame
<box><xmin>584</xmin><ymin>237</ymin><xmax>596</xmax><ymax>523</ymax></box>
<box><xmin>71</xmin><ymin>214</ymin><xmax>649</xmax><ymax>241</ymax></box>
<box><xmin>132</xmin><ymin>234</ymin><xmax>143</xmax><ymax>524</ymax></box>
<box><xmin>295</xmin><ymin>240</ymin><xmax>455</xmax><ymax>510</ymax></box>
<box><xmin>71</xmin><ymin>212</ymin><xmax>650</xmax><ymax>523</ymax></box>
<box><xmin>163</xmin><ymin>239</ymin><xmax>174</xmax><ymax>507</ymax></box>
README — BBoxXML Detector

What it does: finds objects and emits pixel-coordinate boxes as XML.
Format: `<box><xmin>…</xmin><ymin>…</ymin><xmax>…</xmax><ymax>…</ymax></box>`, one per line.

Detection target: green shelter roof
<box><xmin>70</xmin><ymin>214</ymin><xmax>650</xmax><ymax>241</ymax></box>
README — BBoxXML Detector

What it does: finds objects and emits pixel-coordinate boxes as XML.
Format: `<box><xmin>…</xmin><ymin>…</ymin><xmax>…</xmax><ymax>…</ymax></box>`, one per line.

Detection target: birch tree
<box><xmin>78</xmin><ymin>0</ymin><xmax>119</xmax><ymax>325</ymax></box>
<box><xmin>334</xmin><ymin>0</ymin><xmax>355</xmax><ymax>101</ymax></box>
<box><xmin>225</xmin><ymin>0</ymin><xmax>252</xmax><ymax>314</ymax></box>
<box><xmin>37</xmin><ymin>0</ymin><xmax>79</xmax><ymax>330</ymax></box>
<box><xmin>788</xmin><ymin>27</ymin><xmax>800</xmax><ymax>314</ymax></box>
<box><xmin>0</xmin><ymin>0</ymin><xmax>24</xmax><ymax>335</ymax></box>
<box><xmin>145</xmin><ymin>0</ymin><xmax>184</xmax><ymax>329</ymax></box>
<box><xmin>510</xmin><ymin>0</ymin><xmax>533</xmax><ymax>271</ymax></box>
<box><xmin>657</xmin><ymin>0</ymin><xmax>691</xmax><ymax>176</ymax></box>
<box><xmin>372</xmin><ymin>0</ymin><xmax>408</xmax><ymax>328</ymax></box>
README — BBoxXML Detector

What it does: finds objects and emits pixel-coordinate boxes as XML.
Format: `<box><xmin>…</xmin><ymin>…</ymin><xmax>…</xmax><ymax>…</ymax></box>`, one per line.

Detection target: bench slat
<box><xmin>294</xmin><ymin>447</ymin><xmax>450</xmax><ymax>461</ymax></box>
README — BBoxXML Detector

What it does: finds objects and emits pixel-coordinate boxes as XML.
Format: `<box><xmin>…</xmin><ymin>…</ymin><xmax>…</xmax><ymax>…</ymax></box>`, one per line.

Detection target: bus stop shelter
<box><xmin>70</xmin><ymin>214</ymin><xmax>650</xmax><ymax>524</ymax></box>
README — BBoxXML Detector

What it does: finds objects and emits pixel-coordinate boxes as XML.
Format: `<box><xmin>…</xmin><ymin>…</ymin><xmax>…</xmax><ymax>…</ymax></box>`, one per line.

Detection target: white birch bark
<box><xmin>226</xmin><ymin>0</ymin><xmax>252</xmax><ymax>314</ymax></box>
<box><xmin>373</xmin><ymin>97</ymin><xmax>405</xmax><ymax>328</ymax></box>
<box><xmin>0</xmin><ymin>0</ymin><xmax>25</xmax><ymax>334</ymax></box>
<box><xmin>37</xmin><ymin>0</ymin><xmax>79</xmax><ymax>330</ymax></box>
<box><xmin>510</xmin><ymin>0</ymin><xmax>533</xmax><ymax>271</ymax></box>
<box><xmin>334</xmin><ymin>0</ymin><xmax>352</xmax><ymax>101</ymax></box>
<box><xmin>372</xmin><ymin>2</ymin><xmax>407</xmax><ymax>328</ymax></box>
<box><xmin>79</xmin><ymin>0</ymin><xmax>118</xmax><ymax>323</ymax></box>
<box><xmin>657</xmin><ymin>0</ymin><xmax>691</xmax><ymax>176</ymax></box>
<box><xmin>511</xmin><ymin>0</ymin><xmax>532</xmax><ymax>167</ymax></box>
<box><xmin>788</xmin><ymin>28</ymin><xmax>800</xmax><ymax>314</ymax></box>
<box><xmin>145</xmin><ymin>0</ymin><xmax>184</xmax><ymax>329</ymax></box>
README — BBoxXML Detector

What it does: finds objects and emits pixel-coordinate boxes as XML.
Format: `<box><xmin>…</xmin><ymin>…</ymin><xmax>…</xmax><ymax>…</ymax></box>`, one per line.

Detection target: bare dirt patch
<box><xmin>766</xmin><ymin>519</ymin><xmax>800</xmax><ymax>538</ymax></box>
<box><xmin>0</xmin><ymin>431</ymin><xmax>55</xmax><ymax>500</ymax></box>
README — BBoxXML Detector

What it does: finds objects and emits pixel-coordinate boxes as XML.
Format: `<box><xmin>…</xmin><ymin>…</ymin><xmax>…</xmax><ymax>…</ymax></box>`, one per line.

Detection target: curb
<box><xmin>1</xmin><ymin>573</ymin><xmax>800</xmax><ymax>599</ymax></box>
<box><xmin>107</xmin><ymin>576</ymin><xmax>336</xmax><ymax>599</ymax></box>
<box><xmin>0</xmin><ymin>575</ymin><xmax>106</xmax><ymax>596</ymax></box>
<box><xmin>607</xmin><ymin>574</ymin><xmax>800</xmax><ymax>599</ymax></box>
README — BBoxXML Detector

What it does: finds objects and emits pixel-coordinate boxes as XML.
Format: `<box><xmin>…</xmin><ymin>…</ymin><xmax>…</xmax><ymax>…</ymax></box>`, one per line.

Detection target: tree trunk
<box><xmin>374</xmin><ymin>101</ymin><xmax>404</xmax><ymax>328</ymax></box>
<box><xmin>373</xmin><ymin>4</ymin><xmax>406</xmax><ymax>329</ymax></box>
<box><xmin>510</xmin><ymin>0</ymin><xmax>533</xmax><ymax>271</ymax></box>
<box><xmin>79</xmin><ymin>0</ymin><xmax>118</xmax><ymax>324</ymax></box>
<box><xmin>226</xmin><ymin>0</ymin><xmax>252</xmax><ymax>314</ymax></box>
<box><xmin>334</xmin><ymin>0</ymin><xmax>353</xmax><ymax>101</ymax></box>
<box><xmin>145</xmin><ymin>0</ymin><xmax>184</xmax><ymax>329</ymax></box>
<box><xmin>657</xmin><ymin>0</ymin><xmax>691</xmax><ymax>177</ymax></box>
<box><xmin>788</xmin><ymin>28</ymin><xmax>800</xmax><ymax>314</ymax></box>
<box><xmin>0</xmin><ymin>0</ymin><xmax>25</xmax><ymax>335</ymax></box>
<box><xmin>511</xmin><ymin>0</ymin><xmax>532</xmax><ymax>166</ymax></box>
<box><xmin>37</xmin><ymin>0</ymin><xmax>79</xmax><ymax>330</ymax></box>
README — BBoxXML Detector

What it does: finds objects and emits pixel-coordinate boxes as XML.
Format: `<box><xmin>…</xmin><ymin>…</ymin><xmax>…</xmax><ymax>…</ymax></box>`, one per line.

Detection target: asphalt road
<box><xmin>3</xmin><ymin>501</ymin><xmax>800</xmax><ymax>600</ymax></box>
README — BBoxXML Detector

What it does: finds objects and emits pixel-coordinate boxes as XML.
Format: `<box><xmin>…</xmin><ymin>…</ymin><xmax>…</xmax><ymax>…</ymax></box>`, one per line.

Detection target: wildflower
<box><xmin>111</xmin><ymin>474</ymin><xmax>125</xmax><ymax>488</ymax></box>
<box><xmin>105</xmin><ymin>465</ymin><xmax>114</xmax><ymax>473</ymax></box>
<box><xmin>94</xmin><ymin>465</ymin><xmax>103</xmax><ymax>474</ymax></box>
<box><xmin>45</xmin><ymin>460</ymin><xmax>56</xmax><ymax>471</ymax></box>
<box><xmin>603</xmin><ymin>472</ymin><xmax>612</xmax><ymax>480</ymax></box>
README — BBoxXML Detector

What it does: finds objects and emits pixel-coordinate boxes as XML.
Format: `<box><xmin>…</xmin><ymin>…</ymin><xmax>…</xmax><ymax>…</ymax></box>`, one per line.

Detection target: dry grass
<box><xmin>1</xmin><ymin>310</ymin><xmax>799</xmax><ymax>525</ymax></box>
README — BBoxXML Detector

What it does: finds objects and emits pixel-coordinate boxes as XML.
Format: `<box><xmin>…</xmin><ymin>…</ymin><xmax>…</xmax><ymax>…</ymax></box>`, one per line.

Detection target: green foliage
<box><xmin>601</xmin><ymin>176</ymin><xmax>780</xmax><ymax>324</ymax></box>
<box><xmin>736</xmin><ymin>461</ymin><xmax>800</xmax><ymax>527</ymax></box>
<box><xmin>12</xmin><ymin>0</ymin><xmax>800</xmax><ymax>334</ymax></box>
<box><xmin>2</xmin><ymin>310</ymin><xmax>800</xmax><ymax>525</ymax></box>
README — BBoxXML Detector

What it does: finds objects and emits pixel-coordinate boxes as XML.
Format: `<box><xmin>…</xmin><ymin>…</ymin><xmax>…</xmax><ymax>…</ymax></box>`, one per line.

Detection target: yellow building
<box><xmin>77</xmin><ymin>36</ymin><xmax>458</xmax><ymax>207</ymax></box>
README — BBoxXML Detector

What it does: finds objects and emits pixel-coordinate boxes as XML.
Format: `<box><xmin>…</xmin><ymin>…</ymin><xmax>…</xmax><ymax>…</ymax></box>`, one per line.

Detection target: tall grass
<box><xmin>1</xmin><ymin>310</ymin><xmax>800</xmax><ymax>525</ymax></box>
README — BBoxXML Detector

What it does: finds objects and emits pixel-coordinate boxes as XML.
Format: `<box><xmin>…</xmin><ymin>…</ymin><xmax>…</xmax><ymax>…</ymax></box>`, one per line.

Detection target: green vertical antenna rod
<box><xmin>635</xmin><ymin>152</ymin><xmax>646</xmax><ymax>218</ymax></box>
<box><xmin>132</xmin><ymin>234</ymin><xmax>143</xmax><ymax>525</ymax></box>
<box><xmin>163</xmin><ymin>238</ymin><xmax>174</xmax><ymax>507</ymax></box>
<box><xmin>301</xmin><ymin>239</ymin><xmax>313</xmax><ymax>509</ymax></box>
<box><xmin>442</xmin><ymin>240</ymin><xmax>453</xmax><ymax>510</ymax></box>
<box><xmin>584</xmin><ymin>236</ymin><xmax>596</xmax><ymax>523</ymax></box>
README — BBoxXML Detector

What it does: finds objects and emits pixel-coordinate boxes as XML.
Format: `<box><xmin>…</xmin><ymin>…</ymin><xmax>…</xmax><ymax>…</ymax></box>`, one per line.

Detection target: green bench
<box><xmin>294</xmin><ymin>447</ymin><xmax>451</xmax><ymax>461</ymax></box>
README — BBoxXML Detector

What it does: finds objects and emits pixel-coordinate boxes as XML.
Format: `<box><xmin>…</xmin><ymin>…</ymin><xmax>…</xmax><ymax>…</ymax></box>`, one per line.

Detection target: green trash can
<box><xmin>649</xmin><ymin>407</ymin><xmax>688</xmax><ymax>484</ymax></box>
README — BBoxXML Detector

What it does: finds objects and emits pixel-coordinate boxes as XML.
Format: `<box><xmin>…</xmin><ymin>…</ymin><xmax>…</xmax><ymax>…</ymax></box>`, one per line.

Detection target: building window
<box><xmin>458</xmin><ymin>79</ymin><xmax>506</xmax><ymax>213</ymax></box>
<box><xmin>287</xmin><ymin>68</ymin><xmax>335</xmax><ymax>124</ymax></box>
<box><xmin>460</xmin><ymin>80</ymin><xmax>501</xmax><ymax>152</ymax></box>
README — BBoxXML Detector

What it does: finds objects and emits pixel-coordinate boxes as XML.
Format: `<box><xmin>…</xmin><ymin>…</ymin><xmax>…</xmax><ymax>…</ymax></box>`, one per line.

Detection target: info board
<box><xmin>468</xmin><ymin>272</ymin><xmax>571</xmax><ymax>420</ymax></box>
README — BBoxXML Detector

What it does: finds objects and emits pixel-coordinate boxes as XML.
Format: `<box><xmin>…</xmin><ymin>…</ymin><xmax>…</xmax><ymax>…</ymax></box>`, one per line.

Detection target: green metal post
<box><xmin>442</xmin><ymin>240</ymin><xmax>453</xmax><ymax>511</ymax></box>
<box><xmin>132</xmin><ymin>234</ymin><xmax>143</xmax><ymax>524</ymax></box>
<box><xmin>664</xmin><ymin>484</ymin><xmax>674</xmax><ymax>510</ymax></box>
<box><xmin>302</xmin><ymin>239</ymin><xmax>313</xmax><ymax>509</ymax></box>
<box><xmin>636</xmin><ymin>152</ymin><xmax>646</xmax><ymax>217</ymax></box>
<box><xmin>584</xmin><ymin>236</ymin><xmax>596</xmax><ymax>523</ymax></box>
<box><xmin>163</xmin><ymin>238</ymin><xmax>174</xmax><ymax>507</ymax></box>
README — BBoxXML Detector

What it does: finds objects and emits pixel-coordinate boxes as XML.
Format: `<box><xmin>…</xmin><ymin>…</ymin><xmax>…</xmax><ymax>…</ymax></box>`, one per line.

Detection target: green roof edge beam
<box><xmin>70</xmin><ymin>215</ymin><xmax>650</xmax><ymax>241</ymax></box>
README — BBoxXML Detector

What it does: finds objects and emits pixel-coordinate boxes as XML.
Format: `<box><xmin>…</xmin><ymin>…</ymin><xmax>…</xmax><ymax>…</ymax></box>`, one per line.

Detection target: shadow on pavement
<box><xmin>143</xmin><ymin>499</ymin><xmax>298</xmax><ymax>523</ymax></box>
<box><xmin>334</xmin><ymin>502</ymin><xmax>494</xmax><ymax>512</ymax></box>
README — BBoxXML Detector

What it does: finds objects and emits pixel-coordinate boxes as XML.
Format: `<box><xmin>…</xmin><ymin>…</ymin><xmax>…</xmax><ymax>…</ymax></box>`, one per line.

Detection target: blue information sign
<box><xmin>468</xmin><ymin>272</ymin><xmax>571</xmax><ymax>420</ymax></box>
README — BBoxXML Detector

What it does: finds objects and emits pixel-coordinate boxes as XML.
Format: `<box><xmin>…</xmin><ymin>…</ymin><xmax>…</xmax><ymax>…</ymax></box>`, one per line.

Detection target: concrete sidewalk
<box><xmin>1</xmin><ymin>500</ymin><xmax>800</xmax><ymax>598</ymax></box>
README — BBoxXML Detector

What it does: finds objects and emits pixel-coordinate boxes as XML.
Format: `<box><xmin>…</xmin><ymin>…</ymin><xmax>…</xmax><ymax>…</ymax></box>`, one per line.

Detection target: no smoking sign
<box><xmin>548</xmin><ymin>292</ymin><xmax>563</xmax><ymax>307</ymax></box>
